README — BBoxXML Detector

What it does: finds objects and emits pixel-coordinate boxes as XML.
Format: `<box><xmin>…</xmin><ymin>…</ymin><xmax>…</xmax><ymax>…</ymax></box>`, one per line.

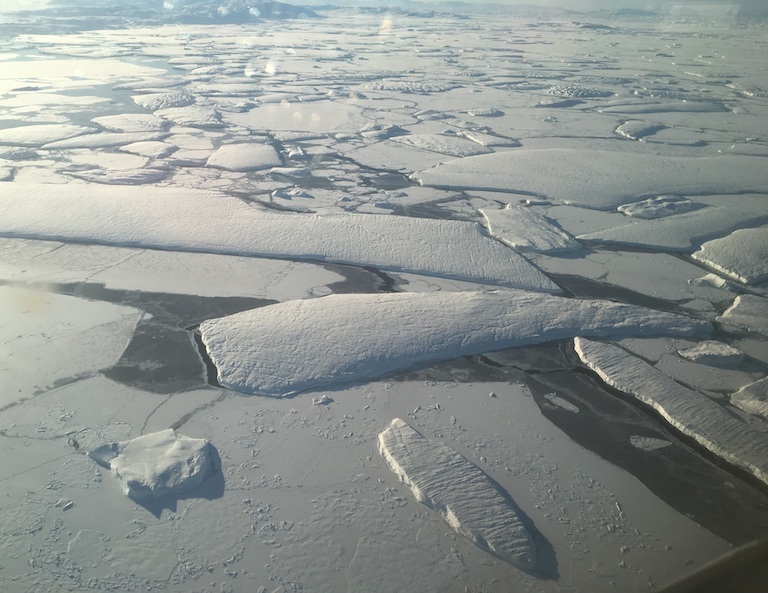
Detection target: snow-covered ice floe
<box><xmin>88</xmin><ymin>429</ymin><xmax>219</xmax><ymax>502</ymax></box>
<box><xmin>677</xmin><ymin>341</ymin><xmax>745</xmax><ymax>366</ymax></box>
<box><xmin>731</xmin><ymin>378</ymin><xmax>768</xmax><ymax>421</ymax></box>
<box><xmin>717</xmin><ymin>295</ymin><xmax>768</xmax><ymax>336</ymax></box>
<box><xmin>206</xmin><ymin>142</ymin><xmax>281</xmax><ymax>171</ymax></box>
<box><xmin>412</xmin><ymin>150</ymin><xmax>768</xmax><ymax>210</ymax></box>
<box><xmin>692</xmin><ymin>226</ymin><xmax>768</xmax><ymax>285</ymax></box>
<box><xmin>574</xmin><ymin>337</ymin><xmax>768</xmax><ymax>487</ymax></box>
<box><xmin>199</xmin><ymin>290</ymin><xmax>710</xmax><ymax>396</ymax></box>
<box><xmin>481</xmin><ymin>205</ymin><xmax>581</xmax><ymax>254</ymax></box>
<box><xmin>0</xmin><ymin>183</ymin><xmax>558</xmax><ymax>291</ymax></box>
<box><xmin>378</xmin><ymin>418</ymin><xmax>536</xmax><ymax>570</ymax></box>
<box><xmin>617</xmin><ymin>195</ymin><xmax>704</xmax><ymax>219</ymax></box>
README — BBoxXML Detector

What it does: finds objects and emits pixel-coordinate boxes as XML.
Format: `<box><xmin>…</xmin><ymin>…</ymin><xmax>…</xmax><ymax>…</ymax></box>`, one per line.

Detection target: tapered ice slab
<box><xmin>0</xmin><ymin>183</ymin><xmax>558</xmax><ymax>291</ymax></box>
<box><xmin>378</xmin><ymin>418</ymin><xmax>536</xmax><ymax>570</ymax></box>
<box><xmin>199</xmin><ymin>290</ymin><xmax>710</xmax><ymax>396</ymax></box>
<box><xmin>481</xmin><ymin>205</ymin><xmax>580</xmax><ymax>254</ymax></box>
<box><xmin>731</xmin><ymin>378</ymin><xmax>768</xmax><ymax>420</ymax></box>
<box><xmin>692</xmin><ymin>227</ymin><xmax>768</xmax><ymax>284</ymax></box>
<box><xmin>413</xmin><ymin>150</ymin><xmax>768</xmax><ymax>210</ymax></box>
<box><xmin>574</xmin><ymin>338</ymin><xmax>768</xmax><ymax>486</ymax></box>
<box><xmin>717</xmin><ymin>295</ymin><xmax>768</xmax><ymax>336</ymax></box>
<box><xmin>88</xmin><ymin>429</ymin><xmax>219</xmax><ymax>502</ymax></box>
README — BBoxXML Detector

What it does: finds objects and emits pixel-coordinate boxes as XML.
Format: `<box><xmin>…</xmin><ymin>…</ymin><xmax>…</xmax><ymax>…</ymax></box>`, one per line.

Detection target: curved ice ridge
<box><xmin>574</xmin><ymin>338</ymin><xmax>768</xmax><ymax>487</ymax></box>
<box><xmin>199</xmin><ymin>289</ymin><xmax>711</xmax><ymax>397</ymax></box>
<box><xmin>378</xmin><ymin>418</ymin><xmax>537</xmax><ymax>570</ymax></box>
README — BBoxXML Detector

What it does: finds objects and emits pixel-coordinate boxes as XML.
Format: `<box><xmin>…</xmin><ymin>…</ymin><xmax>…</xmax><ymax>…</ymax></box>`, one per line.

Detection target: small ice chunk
<box><xmin>206</xmin><ymin>143</ymin><xmax>281</xmax><ymax>171</ymax></box>
<box><xmin>731</xmin><ymin>378</ymin><xmax>768</xmax><ymax>420</ymax></box>
<box><xmin>689</xmin><ymin>273</ymin><xmax>732</xmax><ymax>290</ymax></box>
<box><xmin>677</xmin><ymin>341</ymin><xmax>745</xmax><ymax>366</ymax></box>
<box><xmin>692</xmin><ymin>227</ymin><xmax>768</xmax><ymax>285</ymax></box>
<box><xmin>717</xmin><ymin>295</ymin><xmax>768</xmax><ymax>336</ymax></box>
<box><xmin>574</xmin><ymin>337</ymin><xmax>768</xmax><ymax>487</ymax></box>
<box><xmin>481</xmin><ymin>205</ymin><xmax>581</xmax><ymax>254</ymax></box>
<box><xmin>378</xmin><ymin>418</ymin><xmax>537</xmax><ymax>570</ymax></box>
<box><xmin>629</xmin><ymin>435</ymin><xmax>672</xmax><ymax>451</ymax></box>
<box><xmin>312</xmin><ymin>395</ymin><xmax>332</xmax><ymax>406</ymax></box>
<box><xmin>615</xmin><ymin>120</ymin><xmax>667</xmax><ymax>140</ymax></box>
<box><xmin>88</xmin><ymin>429</ymin><xmax>219</xmax><ymax>502</ymax></box>
<box><xmin>617</xmin><ymin>195</ymin><xmax>704</xmax><ymax>219</ymax></box>
<box><xmin>466</xmin><ymin>107</ymin><xmax>504</xmax><ymax>117</ymax></box>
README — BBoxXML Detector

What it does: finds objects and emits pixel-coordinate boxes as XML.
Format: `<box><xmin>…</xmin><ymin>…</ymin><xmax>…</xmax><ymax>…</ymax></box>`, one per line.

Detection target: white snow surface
<box><xmin>206</xmin><ymin>143</ymin><xmax>281</xmax><ymax>171</ymax></box>
<box><xmin>0</xmin><ymin>184</ymin><xmax>558</xmax><ymax>291</ymax></box>
<box><xmin>717</xmin><ymin>295</ymin><xmax>768</xmax><ymax>336</ymax></box>
<box><xmin>692</xmin><ymin>227</ymin><xmax>768</xmax><ymax>284</ymax></box>
<box><xmin>617</xmin><ymin>195</ymin><xmax>704</xmax><ymax>219</ymax></box>
<box><xmin>391</xmin><ymin>134</ymin><xmax>493</xmax><ymax>158</ymax></box>
<box><xmin>199</xmin><ymin>290</ymin><xmax>710</xmax><ymax>397</ymax></box>
<box><xmin>378</xmin><ymin>418</ymin><xmax>536</xmax><ymax>570</ymax></box>
<box><xmin>413</xmin><ymin>150</ymin><xmax>768</xmax><ymax>210</ymax></box>
<box><xmin>88</xmin><ymin>429</ymin><xmax>219</xmax><ymax>502</ymax></box>
<box><xmin>574</xmin><ymin>337</ymin><xmax>768</xmax><ymax>487</ymax></box>
<box><xmin>41</xmin><ymin>132</ymin><xmax>167</xmax><ymax>150</ymax></box>
<box><xmin>0</xmin><ymin>123</ymin><xmax>93</xmax><ymax>146</ymax></box>
<box><xmin>481</xmin><ymin>205</ymin><xmax>581</xmax><ymax>254</ymax></box>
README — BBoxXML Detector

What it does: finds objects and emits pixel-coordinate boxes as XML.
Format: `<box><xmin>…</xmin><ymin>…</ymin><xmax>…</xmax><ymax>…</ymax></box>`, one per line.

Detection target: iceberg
<box><xmin>0</xmin><ymin>183</ymin><xmax>558</xmax><ymax>292</ymax></box>
<box><xmin>378</xmin><ymin>418</ymin><xmax>536</xmax><ymax>570</ymax></box>
<box><xmin>574</xmin><ymin>338</ymin><xmax>768</xmax><ymax>487</ymax></box>
<box><xmin>199</xmin><ymin>290</ymin><xmax>710</xmax><ymax>396</ymax></box>
<box><xmin>88</xmin><ymin>429</ymin><xmax>219</xmax><ymax>502</ymax></box>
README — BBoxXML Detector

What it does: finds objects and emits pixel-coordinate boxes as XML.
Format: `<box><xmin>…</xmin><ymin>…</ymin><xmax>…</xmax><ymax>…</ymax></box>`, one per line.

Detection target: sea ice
<box><xmin>92</xmin><ymin>113</ymin><xmax>167</xmax><ymax>133</ymax></box>
<box><xmin>614</xmin><ymin>120</ymin><xmax>667</xmax><ymax>140</ymax></box>
<box><xmin>617</xmin><ymin>195</ymin><xmax>705</xmax><ymax>219</ymax></box>
<box><xmin>155</xmin><ymin>105</ymin><xmax>222</xmax><ymax>128</ymax></box>
<box><xmin>677</xmin><ymin>341</ymin><xmax>745</xmax><ymax>366</ymax></box>
<box><xmin>413</xmin><ymin>150</ymin><xmax>768</xmax><ymax>210</ymax></box>
<box><xmin>42</xmin><ymin>132</ymin><xmax>167</xmax><ymax>150</ymax></box>
<box><xmin>206</xmin><ymin>143</ymin><xmax>281</xmax><ymax>171</ymax></box>
<box><xmin>378</xmin><ymin>418</ymin><xmax>536</xmax><ymax>570</ymax></box>
<box><xmin>629</xmin><ymin>435</ymin><xmax>672</xmax><ymax>452</ymax></box>
<box><xmin>731</xmin><ymin>378</ymin><xmax>768</xmax><ymax>421</ymax></box>
<box><xmin>0</xmin><ymin>183</ymin><xmax>558</xmax><ymax>291</ymax></box>
<box><xmin>691</xmin><ymin>227</ymin><xmax>768</xmax><ymax>284</ymax></box>
<box><xmin>717</xmin><ymin>295</ymin><xmax>768</xmax><ymax>336</ymax></box>
<box><xmin>199</xmin><ymin>290</ymin><xmax>710</xmax><ymax>396</ymax></box>
<box><xmin>0</xmin><ymin>124</ymin><xmax>93</xmax><ymax>146</ymax></box>
<box><xmin>391</xmin><ymin>134</ymin><xmax>493</xmax><ymax>158</ymax></box>
<box><xmin>480</xmin><ymin>205</ymin><xmax>581</xmax><ymax>254</ymax></box>
<box><xmin>66</xmin><ymin>168</ymin><xmax>168</xmax><ymax>184</ymax></box>
<box><xmin>131</xmin><ymin>91</ymin><xmax>194</xmax><ymax>111</ymax></box>
<box><xmin>87</xmin><ymin>429</ymin><xmax>219</xmax><ymax>502</ymax></box>
<box><xmin>119</xmin><ymin>141</ymin><xmax>177</xmax><ymax>159</ymax></box>
<box><xmin>574</xmin><ymin>337</ymin><xmax>768</xmax><ymax>486</ymax></box>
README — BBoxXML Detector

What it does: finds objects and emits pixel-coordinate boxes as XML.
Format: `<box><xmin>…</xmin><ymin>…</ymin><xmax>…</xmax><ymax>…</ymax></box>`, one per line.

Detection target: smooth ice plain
<box><xmin>1</xmin><ymin>2</ymin><xmax>767</xmax><ymax>593</ymax></box>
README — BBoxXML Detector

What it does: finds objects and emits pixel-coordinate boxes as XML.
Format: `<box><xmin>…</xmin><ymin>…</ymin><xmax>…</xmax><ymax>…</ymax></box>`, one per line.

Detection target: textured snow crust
<box><xmin>692</xmin><ymin>227</ymin><xmax>768</xmax><ymax>284</ymax></box>
<box><xmin>88</xmin><ymin>429</ymin><xmax>219</xmax><ymax>502</ymax></box>
<box><xmin>677</xmin><ymin>341</ymin><xmax>744</xmax><ymax>365</ymax></box>
<box><xmin>200</xmin><ymin>290</ymin><xmax>710</xmax><ymax>396</ymax></box>
<box><xmin>0</xmin><ymin>184</ymin><xmax>557</xmax><ymax>291</ymax></box>
<box><xmin>413</xmin><ymin>150</ymin><xmax>768</xmax><ymax>210</ymax></box>
<box><xmin>206</xmin><ymin>143</ymin><xmax>281</xmax><ymax>171</ymax></box>
<box><xmin>378</xmin><ymin>418</ymin><xmax>537</xmax><ymax>570</ymax></box>
<box><xmin>617</xmin><ymin>195</ymin><xmax>704</xmax><ymax>219</ymax></box>
<box><xmin>574</xmin><ymin>338</ymin><xmax>768</xmax><ymax>486</ymax></box>
<box><xmin>481</xmin><ymin>205</ymin><xmax>581</xmax><ymax>254</ymax></box>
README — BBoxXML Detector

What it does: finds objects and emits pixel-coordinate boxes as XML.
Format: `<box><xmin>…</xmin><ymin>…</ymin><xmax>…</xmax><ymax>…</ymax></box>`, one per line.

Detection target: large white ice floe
<box><xmin>617</xmin><ymin>195</ymin><xmax>705</xmax><ymax>219</ymax></box>
<box><xmin>412</xmin><ymin>150</ymin><xmax>768</xmax><ymax>210</ymax></box>
<box><xmin>731</xmin><ymin>378</ymin><xmax>768</xmax><ymax>421</ymax></box>
<box><xmin>0</xmin><ymin>183</ymin><xmax>557</xmax><ymax>291</ymax></box>
<box><xmin>691</xmin><ymin>227</ymin><xmax>768</xmax><ymax>285</ymax></box>
<box><xmin>574</xmin><ymin>337</ymin><xmax>768</xmax><ymax>487</ymax></box>
<box><xmin>480</xmin><ymin>205</ymin><xmax>581</xmax><ymax>254</ymax></box>
<box><xmin>0</xmin><ymin>123</ymin><xmax>94</xmax><ymax>146</ymax></box>
<box><xmin>391</xmin><ymin>134</ymin><xmax>492</xmax><ymax>158</ymax></box>
<box><xmin>199</xmin><ymin>290</ymin><xmax>710</xmax><ymax>396</ymax></box>
<box><xmin>378</xmin><ymin>418</ymin><xmax>536</xmax><ymax>570</ymax></box>
<box><xmin>41</xmin><ymin>132</ymin><xmax>167</xmax><ymax>150</ymax></box>
<box><xmin>717</xmin><ymin>295</ymin><xmax>768</xmax><ymax>336</ymax></box>
<box><xmin>206</xmin><ymin>143</ymin><xmax>281</xmax><ymax>171</ymax></box>
<box><xmin>87</xmin><ymin>429</ymin><xmax>219</xmax><ymax>502</ymax></box>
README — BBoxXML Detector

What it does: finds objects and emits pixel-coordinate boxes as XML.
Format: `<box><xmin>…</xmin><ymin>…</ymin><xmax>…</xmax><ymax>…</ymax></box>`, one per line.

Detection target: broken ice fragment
<box><xmin>88</xmin><ymin>429</ymin><xmax>219</xmax><ymax>502</ymax></box>
<box><xmin>378</xmin><ymin>418</ymin><xmax>536</xmax><ymax>570</ymax></box>
<box><xmin>731</xmin><ymin>378</ymin><xmax>768</xmax><ymax>421</ymax></box>
<box><xmin>717</xmin><ymin>295</ymin><xmax>768</xmax><ymax>336</ymax></box>
<box><xmin>206</xmin><ymin>143</ymin><xmax>281</xmax><ymax>171</ymax></box>
<box><xmin>481</xmin><ymin>205</ymin><xmax>581</xmax><ymax>254</ymax></box>
<box><xmin>677</xmin><ymin>341</ymin><xmax>745</xmax><ymax>366</ymax></box>
<box><xmin>692</xmin><ymin>227</ymin><xmax>768</xmax><ymax>285</ymax></box>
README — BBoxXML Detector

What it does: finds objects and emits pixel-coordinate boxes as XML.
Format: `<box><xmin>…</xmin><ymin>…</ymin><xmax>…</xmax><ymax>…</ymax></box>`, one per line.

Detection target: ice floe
<box><xmin>692</xmin><ymin>227</ymin><xmax>768</xmax><ymax>284</ymax></box>
<box><xmin>614</xmin><ymin>120</ymin><xmax>667</xmax><ymax>141</ymax></box>
<box><xmin>0</xmin><ymin>183</ymin><xmax>557</xmax><ymax>291</ymax></box>
<box><xmin>574</xmin><ymin>337</ymin><xmax>768</xmax><ymax>486</ymax></box>
<box><xmin>156</xmin><ymin>105</ymin><xmax>222</xmax><ymax>128</ymax></box>
<box><xmin>88</xmin><ymin>429</ymin><xmax>219</xmax><ymax>502</ymax></box>
<box><xmin>206</xmin><ymin>143</ymin><xmax>281</xmax><ymax>171</ymax></box>
<box><xmin>481</xmin><ymin>205</ymin><xmax>581</xmax><ymax>254</ymax></box>
<box><xmin>131</xmin><ymin>91</ymin><xmax>194</xmax><ymax>111</ymax></box>
<box><xmin>0</xmin><ymin>124</ymin><xmax>93</xmax><ymax>146</ymax></box>
<box><xmin>42</xmin><ymin>132</ymin><xmax>167</xmax><ymax>150</ymax></box>
<box><xmin>391</xmin><ymin>134</ymin><xmax>493</xmax><ymax>158</ymax></box>
<box><xmin>677</xmin><ymin>341</ymin><xmax>745</xmax><ymax>366</ymax></box>
<box><xmin>629</xmin><ymin>435</ymin><xmax>672</xmax><ymax>452</ymax></box>
<box><xmin>199</xmin><ymin>290</ymin><xmax>709</xmax><ymax>396</ymax></box>
<box><xmin>731</xmin><ymin>378</ymin><xmax>768</xmax><ymax>421</ymax></box>
<box><xmin>717</xmin><ymin>295</ymin><xmax>768</xmax><ymax>336</ymax></box>
<box><xmin>92</xmin><ymin>113</ymin><xmax>167</xmax><ymax>133</ymax></box>
<box><xmin>378</xmin><ymin>418</ymin><xmax>536</xmax><ymax>570</ymax></box>
<box><xmin>617</xmin><ymin>195</ymin><xmax>705</xmax><ymax>219</ymax></box>
<box><xmin>413</xmin><ymin>150</ymin><xmax>768</xmax><ymax>209</ymax></box>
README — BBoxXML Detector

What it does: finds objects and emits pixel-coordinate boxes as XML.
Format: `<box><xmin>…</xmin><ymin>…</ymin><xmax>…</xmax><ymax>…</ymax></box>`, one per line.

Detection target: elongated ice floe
<box><xmin>88</xmin><ymin>429</ymin><xmax>219</xmax><ymax>502</ymax></box>
<box><xmin>574</xmin><ymin>337</ymin><xmax>768</xmax><ymax>486</ymax></box>
<box><xmin>413</xmin><ymin>150</ymin><xmax>768</xmax><ymax>210</ymax></box>
<box><xmin>0</xmin><ymin>123</ymin><xmax>94</xmax><ymax>146</ymax></box>
<box><xmin>378</xmin><ymin>418</ymin><xmax>536</xmax><ymax>570</ymax></box>
<box><xmin>0</xmin><ymin>183</ymin><xmax>557</xmax><ymax>292</ymax></box>
<box><xmin>199</xmin><ymin>290</ymin><xmax>710</xmax><ymax>396</ymax></box>
<box><xmin>617</xmin><ymin>195</ymin><xmax>704</xmax><ymax>219</ymax></box>
<box><xmin>481</xmin><ymin>205</ymin><xmax>580</xmax><ymax>254</ymax></box>
<box><xmin>717</xmin><ymin>295</ymin><xmax>768</xmax><ymax>336</ymax></box>
<box><xmin>731</xmin><ymin>378</ymin><xmax>768</xmax><ymax>421</ymax></box>
<box><xmin>691</xmin><ymin>227</ymin><xmax>768</xmax><ymax>285</ymax></box>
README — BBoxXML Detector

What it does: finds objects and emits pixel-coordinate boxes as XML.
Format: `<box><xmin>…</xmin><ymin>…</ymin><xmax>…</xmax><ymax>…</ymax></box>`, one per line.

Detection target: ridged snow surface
<box><xmin>692</xmin><ymin>226</ymin><xmax>768</xmax><ymax>284</ymax></box>
<box><xmin>574</xmin><ymin>337</ymin><xmax>768</xmax><ymax>486</ymax></box>
<box><xmin>88</xmin><ymin>429</ymin><xmax>219</xmax><ymax>502</ymax></box>
<box><xmin>412</xmin><ymin>150</ymin><xmax>768</xmax><ymax>210</ymax></box>
<box><xmin>0</xmin><ymin>183</ymin><xmax>558</xmax><ymax>291</ymax></box>
<box><xmin>481</xmin><ymin>205</ymin><xmax>581</xmax><ymax>254</ymax></box>
<box><xmin>378</xmin><ymin>418</ymin><xmax>536</xmax><ymax>570</ymax></box>
<box><xmin>199</xmin><ymin>290</ymin><xmax>710</xmax><ymax>396</ymax></box>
